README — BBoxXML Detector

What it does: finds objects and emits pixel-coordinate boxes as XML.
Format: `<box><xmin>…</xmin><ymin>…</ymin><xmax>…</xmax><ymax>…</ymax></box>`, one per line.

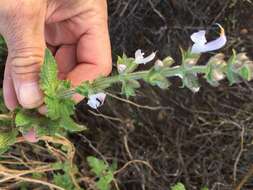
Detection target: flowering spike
<box><xmin>191</xmin><ymin>24</ymin><xmax>227</xmax><ymax>54</ymax></box>
<box><xmin>135</xmin><ymin>49</ymin><xmax>156</xmax><ymax>64</ymax></box>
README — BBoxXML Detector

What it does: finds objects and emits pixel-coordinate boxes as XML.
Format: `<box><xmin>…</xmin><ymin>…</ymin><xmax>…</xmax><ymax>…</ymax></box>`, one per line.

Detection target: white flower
<box><xmin>117</xmin><ymin>64</ymin><xmax>127</xmax><ymax>73</ymax></box>
<box><xmin>87</xmin><ymin>93</ymin><xmax>106</xmax><ymax>109</ymax></box>
<box><xmin>135</xmin><ymin>49</ymin><xmax>156</xmax><ymax>64</ymax></box>
<box><xmin>191</xmin><ymin>24</ymin><xmax>227</xmax><ymax>54</ymax></box>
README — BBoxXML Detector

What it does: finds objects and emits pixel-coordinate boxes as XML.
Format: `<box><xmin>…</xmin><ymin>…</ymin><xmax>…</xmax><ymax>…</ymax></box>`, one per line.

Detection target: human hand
<box><xmin>0</xmin><ymin>0</ymin><xmax>112</xmax><ymax>110</ymax></box>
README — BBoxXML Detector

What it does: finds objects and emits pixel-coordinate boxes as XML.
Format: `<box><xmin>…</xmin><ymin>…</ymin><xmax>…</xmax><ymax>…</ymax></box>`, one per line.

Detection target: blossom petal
<box><xmin>87</xmin><ymin>93</ymin><xmax>106</xmax><ymax>109</ymax></box>
<box><xmin>23</xmin><ymin>128</ymin><xmax>38</xmax><ymax>143</ymax></box>
<box><xmin>135</xmin><ymin>49</ymin><xmax>144</xmax><ymax>60</ymax></box>
<box><xmin>201</xmin><ymin>35</ymin><xmax>227</xmax><ymax>53</ymax></box>
<box><xmin>191</xmin><ymin>24</ymin><xmax>227</xmax><ymax>54</ymax></box>
<box><xmin>135</xmin><ymin>49</ymin><xmax>156</xmax><ymax>64</ymax></box>
<box><xmin>190</xmin><ymin>30</ymin><xmax>207</xmax><ymax>45</ymax></box>
<box><xmin>191</xmin><ymin>43</ymin><xmax>206</xmax><ymax>54</ymax></box>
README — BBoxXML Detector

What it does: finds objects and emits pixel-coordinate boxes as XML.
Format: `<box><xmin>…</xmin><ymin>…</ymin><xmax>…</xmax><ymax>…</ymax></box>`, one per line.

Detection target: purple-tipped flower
<box><xmin>87</xmin><ymin>93</ymin><xmax>106</xmax><ymax>109</ymax></box>
<box><xmin>191</xmin><ymin>24</ymin><xmax>227</xmax><ymax>54</ymax></box>
<box><xmin>135</xmin><ymin>49</ymin><xmax>156</xmax><ymax>64</ymax></box>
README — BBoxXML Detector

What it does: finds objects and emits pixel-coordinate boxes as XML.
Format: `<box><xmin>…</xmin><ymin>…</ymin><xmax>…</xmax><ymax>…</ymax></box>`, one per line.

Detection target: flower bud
<box><xmin>162</xmin><ymin>56</ymin><xmax>175</xmax><ymax>67</ymax></box>
<box><xmin>117</xmin><ymin>64</ymin><xmax>127</xmax><ymax>74</ymax></box>
<box><xmin>155</xmin><ymin>59</ymin><xmax>164</xmax><ymax>67</ymax></box>
<box><xmin>237</xmin><ymin>53</ymin><xmax>249</xmax><ymax>62</ymax></box>
<box><xmin>212</xmin><ymin>70</ymin><xmax>225</xmax><ymax>81</ymax></box>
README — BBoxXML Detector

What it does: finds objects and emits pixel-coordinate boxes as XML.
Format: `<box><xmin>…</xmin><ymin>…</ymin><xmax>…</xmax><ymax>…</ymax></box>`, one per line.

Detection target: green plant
<box><xmin>170</xmin><ymin>182</ymin><xmax>209</xmax><ymax>190</ymax></box>
<box><xmin>52</xmin><ymin>161</ymin><xmax>81</xmax><ymax>190</ymax></box>
<box><xmin>171</xmin><ymin>182</ymin><xmax>186</xmax><ymax>190</ymax></box>
<box><xmin>0</xmin><ymin>25</ymin><xmax>252</xmax><ymax>150</ymax></box>
<box><xmin>87</xmin><ymin>156</ymin><xmax>117</xmax><ymax>190</ymax></box>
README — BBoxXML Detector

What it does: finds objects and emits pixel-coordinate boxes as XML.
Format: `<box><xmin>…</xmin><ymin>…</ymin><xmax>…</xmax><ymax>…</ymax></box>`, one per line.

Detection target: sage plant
<box><xmin>0</xmin><ymin>24</ymin><xmax>252</xmax><ymax>148</ymax></box>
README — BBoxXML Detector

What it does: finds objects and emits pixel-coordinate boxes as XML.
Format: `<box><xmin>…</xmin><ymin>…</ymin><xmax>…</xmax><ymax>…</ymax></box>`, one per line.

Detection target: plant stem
<box><xmin>62</xmin><ymin>65</ymin><xmax>208</xmax><ymax>98</ymax></box>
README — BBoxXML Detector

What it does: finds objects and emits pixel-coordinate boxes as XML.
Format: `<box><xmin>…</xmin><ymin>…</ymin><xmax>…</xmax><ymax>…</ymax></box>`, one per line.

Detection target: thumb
<box><xmin>1</xmin><ymin>1</ymin><xmax>46</xmax><ymax>109</ymax></box>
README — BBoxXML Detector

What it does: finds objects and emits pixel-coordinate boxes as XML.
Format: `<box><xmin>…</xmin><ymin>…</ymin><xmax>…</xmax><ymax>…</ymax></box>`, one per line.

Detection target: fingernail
<box><xmin>18</xmin><ymin>82</ymin><xmax>44</xmax><ymax>109</ymax></box>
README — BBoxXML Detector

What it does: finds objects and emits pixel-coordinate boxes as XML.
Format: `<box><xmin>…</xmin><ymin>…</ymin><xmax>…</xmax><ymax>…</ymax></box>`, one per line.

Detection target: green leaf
<box><xmin>201</xmin><ymin>187</ymin><xmax>209</xmax><ymax>190</ymax></box>
<box><xmin>0</xmin><ymin>146</ymin><xmax>11</xmax><ymax>155</ymax></box>
<box><xmin>145</xmin><ymin>69</ymin><xmax>170</xmax><ymax>89</ymax></box>
<box><xmin>96</xmin><ymin>173</ymin><xmax>114</xmax><ymax>190</ymax></box>
<box><xmin>121</xmin><ymin>79</ymin><xmax>140</xmax><ymax>98</ymax></box>
<box><xmin>181</xmin><ymin>48</ymin><xmax>200</xmax><ymax>66</ymax></box>
<box><xmin>87</xmin><ymin>156</ymin><xmax>116</xmax><ymax>190</ymax></box>
<box><xmin>171</xmin><ymin>182</ymin><xmax>186</xmax><ymax>190</ymax></box>
<box><xmin>53</xmin><ymin>173</ymin><xmax>78</xmax><ymax>190</ymax></box>
<box><xmin>39</xmin><ymin>49</ymin><xmax>79</xmax><ymax>135</ymax></box>
<box><xmin>15</xmin><ymin>111</ymin><xmax>33</xmax><ymax>126</ymax></box>
<box><xmin>226</xmin><ymin>51</ymin><xmax>240</xmax><ymax>85</ymax></box>
<box><xmin>117</xmin><ymin>54</ymin><xmax>138</xmax><ymax>74</ymax></box>
<box><xmin>0</xmin><ymin>90</ymin><xmax>8</xmax><ymax>113</ymax></box>
<box><xmin>75</xmin><ymin>81</ymin><xmax>92</xmax><ymax>97</ymax></box>
<box><xmin>0</xmin><ymin>130</ymin><xmax>18</xmax><ymax>149</ymax></box>
<box><xmin>40</xmin><ymin>49</ymin><xmax>58</xmax><ymax>96</ymax></box>
<box><xmin>87</xmin><ymin>156</ymin><xmax>108</xmax><ymax>177</ymax></box>
<box><xmin>59</xmin><ymin>117</ymin><xmax>86</xmax><ymax>132</ymax></box>
<box><xmin>238</xmin><ymin>64</ymin><xmax>252</xmax><ymax>81</ymax></box>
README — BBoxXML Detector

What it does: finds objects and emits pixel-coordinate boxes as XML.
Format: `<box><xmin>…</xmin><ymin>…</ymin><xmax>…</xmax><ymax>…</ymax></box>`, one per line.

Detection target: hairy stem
<box><xmin>62</xmin><ymin>64</ymin><xmax>208</xmax><ymax>98</ymax></box>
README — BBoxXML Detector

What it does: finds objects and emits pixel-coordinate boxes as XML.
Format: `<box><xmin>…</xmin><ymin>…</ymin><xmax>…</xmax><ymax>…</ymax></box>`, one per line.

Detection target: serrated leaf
<box><xmin>96</xmin><ymin>173</ymin><xmax>113</xmax><ymax>190</ymax></box>
<box><xmin>40</xmin><ymin>49</ymin><xmax>76</xmax><ymax>131</ymax></box>
<box><xmin>15</xmin><ymin>111</ymin><xmax>33</xmax><ymax>126</ymax></box>
<box><xmin>87</xmin><ymin>156</ymin><xmax>108</xmax><ymax>177</ymax></box>
<box><xmin>87</xmin><ymin>156</ymin><xmax>115</xmax><ymax>190</ymax></box>
<box><xmin>0</xmin><ymin>130</ymin><xmax>18</xmax><ymax>149</ymax></box>
<box><xmin>40</xmin><ymin>49</ymin><xmax>58</xmax><ymax>96</ymax></box>
<box><xmin>53</xmin><ymin>173</ymin><xmax>77</xmax><ymax>190</ymax></box>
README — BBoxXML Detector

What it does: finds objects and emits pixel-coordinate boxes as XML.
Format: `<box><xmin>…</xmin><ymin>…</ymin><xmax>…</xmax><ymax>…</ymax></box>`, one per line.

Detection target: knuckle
<box><xmin>9</xmin><ymin>47</ymin><xmax>44</xmax><ymax>75</ymax></box>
